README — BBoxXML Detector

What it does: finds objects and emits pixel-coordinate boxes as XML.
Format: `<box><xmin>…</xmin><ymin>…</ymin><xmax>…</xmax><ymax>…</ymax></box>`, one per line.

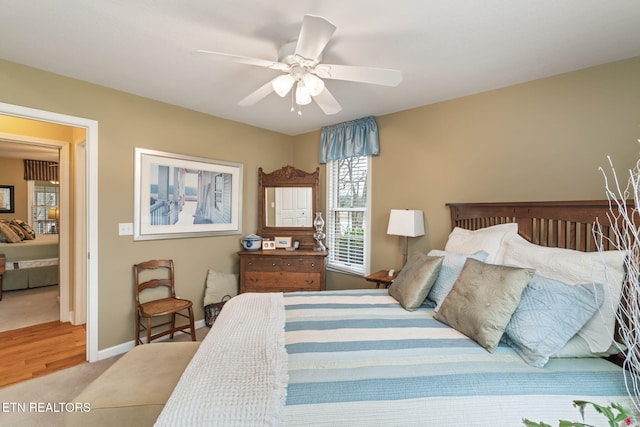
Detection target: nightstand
<box><xmin>365</xmin><ymin>270</ymin><xmax>397</xmax><ymax>288</ymax></box>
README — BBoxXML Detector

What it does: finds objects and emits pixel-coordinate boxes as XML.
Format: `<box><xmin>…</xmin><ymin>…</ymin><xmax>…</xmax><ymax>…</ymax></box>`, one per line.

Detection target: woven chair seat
<box><xmin>140</xmin><ymin>297</ymin><xmax>193</xmax><ymax>317</ymax></box>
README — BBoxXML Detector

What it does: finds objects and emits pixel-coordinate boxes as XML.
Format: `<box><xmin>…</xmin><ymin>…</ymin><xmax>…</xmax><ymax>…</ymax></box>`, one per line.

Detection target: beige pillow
<box><xmin>0</xmin><ymin>222</ymin><xmax>22</xmax><ymax>243</ymax></box>
<box><xmin>204</xmin><ymin>269</ymin><xmax>239</xmax><ymax>306</ymax></box>
<box><xmin>434</xmin><ymin>258</ymin><xmax>535</xmax><ymax>352</ymax></box>
<box><xmin>388</xmin><ymin>254</ymin><xmax>444</xmax><ymax>311</ymax></box>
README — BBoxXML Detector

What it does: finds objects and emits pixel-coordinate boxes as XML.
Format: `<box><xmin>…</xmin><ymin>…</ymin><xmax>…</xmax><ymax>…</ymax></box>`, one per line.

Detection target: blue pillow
<box><xmin>426</xmin><ymin>250</ymin><xmax>489</xmax><ymax>308</ymax></box>
<box><xmin>503</xmin><ymin>274</ymin><xmax>604</xmax><ymax>367</ymax></box>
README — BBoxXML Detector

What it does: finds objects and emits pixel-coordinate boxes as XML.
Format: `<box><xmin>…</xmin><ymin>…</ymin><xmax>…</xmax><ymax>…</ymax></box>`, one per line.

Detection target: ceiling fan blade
<box><xmin>312</xmin><ymin>88</ymin><xmax>342</xmax><ymax>115</ymax></box>
<box><xmin>195</xmin><ymin>50</ymin><xmax>289</xmax><ymax>71</ymax></box>
<box><xmin>314</xmin><ymin>64</ymin><xmax>402</xmax><ymax>87</ymax></box>
<box><xmin>238</xmin><ymin>79</ymin><xmax>276</xmax><ymax>106</ymax></box>
<box><xmin>294</xmin><ymin>15</ymin><xmax>336</xmax><ymax>61</ymax></box>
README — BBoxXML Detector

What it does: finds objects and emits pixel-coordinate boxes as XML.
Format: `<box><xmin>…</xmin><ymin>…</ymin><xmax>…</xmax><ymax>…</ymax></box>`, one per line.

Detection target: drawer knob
<box><xmin>310</xmin><ymin>263</ymin><xmax>315</xmax><ymax>267</ymax></box>
<box><xmin>287</xmin><ymin>263</ymin><xmax>292</xmax><ymax>266</ymax></box>
<box><xmin>272</xmin><ymin>263</ymin><xmax>277</xmax><ymax>267</ymax></box>
<box><xmin>305</xmin><ymin>279</ymin><xmax>315</xmax><ymax>284</ymax></box>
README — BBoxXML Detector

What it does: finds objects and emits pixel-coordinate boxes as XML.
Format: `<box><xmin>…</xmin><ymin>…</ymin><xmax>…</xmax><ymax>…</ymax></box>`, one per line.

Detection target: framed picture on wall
<box><xmin>0</xmin><ymin>185</ymin><xmax>15</xmax><ymax>213</ymax></box>
<box><xmin>134</xmin><ymin>148</ymin><xmax>243</xmax><ymax>241</ymax></box>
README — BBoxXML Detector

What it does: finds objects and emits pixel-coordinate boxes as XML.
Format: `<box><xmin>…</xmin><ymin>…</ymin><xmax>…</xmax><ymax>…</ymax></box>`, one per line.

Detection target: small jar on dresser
<box><xmin>238</xmin><ymin>249</ymin><xmax>328</xmax><ymax>293</ymax></box>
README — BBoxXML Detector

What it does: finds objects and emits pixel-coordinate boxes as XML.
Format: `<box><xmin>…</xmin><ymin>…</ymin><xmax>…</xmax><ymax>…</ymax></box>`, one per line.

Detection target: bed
<box><xmin>0</xmin><ymin>233</ymin><xmax>59</xmax><ymax>296</ymax></box>
<box><xmin>158</xmin><ymin>201</ymin><xmax>636</xmax><ymax>426</ymax></box>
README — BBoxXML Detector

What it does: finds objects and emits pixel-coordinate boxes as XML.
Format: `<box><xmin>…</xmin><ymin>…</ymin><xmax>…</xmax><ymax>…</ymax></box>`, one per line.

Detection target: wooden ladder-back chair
<box><xmin>133</xmin><ymin>259</ymin><xmax>196</xmax><ymax>345</ymax></box>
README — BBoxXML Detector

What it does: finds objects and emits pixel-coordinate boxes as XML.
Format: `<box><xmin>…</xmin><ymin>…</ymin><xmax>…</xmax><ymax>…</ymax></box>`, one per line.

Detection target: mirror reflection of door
<box><xmin>275</xmin><ymin>187</ymin><xmax>312</xmax><ymax>226</ymax></box>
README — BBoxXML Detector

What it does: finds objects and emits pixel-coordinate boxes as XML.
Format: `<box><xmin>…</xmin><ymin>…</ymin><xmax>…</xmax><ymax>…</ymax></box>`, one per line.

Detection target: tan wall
<box><xmin>293</xmin><ymin>56</ymin><xmax>640</xmax><ymax>289</ymax></box>
<box><xmin>0</xmin><ymin>59</ymin><xmax>294</xmax><ymax>350</ymax></box>
<box><xmin>0</xmin><ymin>158</ymin><xmax>27</xmax><ymax>220</ymax></box>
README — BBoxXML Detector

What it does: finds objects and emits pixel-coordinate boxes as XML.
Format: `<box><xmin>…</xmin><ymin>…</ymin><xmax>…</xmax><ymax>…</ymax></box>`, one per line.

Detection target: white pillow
<box><xmin>444</xmin><ymin>223</ymin><xmax>518</xmax><ymax>264</ymax></box>
<box><xmin>498</xmin><ymin>233</ymin><xmax>625</xmax><ymax>353</ymax></box>
<box><xmin>552</xmin><ymin>335</ymin><xmax>624</xmax><ymax>358</ymax></box>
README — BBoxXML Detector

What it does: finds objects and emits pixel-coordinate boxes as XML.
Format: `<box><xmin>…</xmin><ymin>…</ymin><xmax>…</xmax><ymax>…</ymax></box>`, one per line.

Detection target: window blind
<box><xmin>326</xmin><ymin>156</ymin><xmax>369</xmax><ymax>274</ymax></box>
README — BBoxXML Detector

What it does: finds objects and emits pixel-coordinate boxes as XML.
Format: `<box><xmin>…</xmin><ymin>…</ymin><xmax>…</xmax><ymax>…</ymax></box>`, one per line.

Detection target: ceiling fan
<box><xmin>196</xmin><ymin>14</ymin><xmax>402</xmax><ymax>115</ymax></box>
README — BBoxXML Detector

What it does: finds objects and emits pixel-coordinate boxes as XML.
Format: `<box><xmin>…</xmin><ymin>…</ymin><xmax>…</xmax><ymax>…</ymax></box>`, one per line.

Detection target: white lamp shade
<box><xmin>295</xmin><ymin>82</ymin><xmax>312</xmax><ymax>105</ymax></box>
<box><xmin>272</xmin><ymin>74</ymin><xmax>295</xmax><ymax>97</ymax></box>
<box><xmin>386</xmin><ymin>209</ymin><xmax>425</xmax><ymax>237</ymax></box>
<box><xmin>302</xmin><ymin>73</ymin><xmax>325</xmax><ymax>96</ymax></box>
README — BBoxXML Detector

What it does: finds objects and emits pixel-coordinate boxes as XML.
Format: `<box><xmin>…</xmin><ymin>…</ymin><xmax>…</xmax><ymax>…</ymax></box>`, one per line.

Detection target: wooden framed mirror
<box><xmin>257</xmin><ymin>165</ymin><xmax>319</xmax><ymax>249</ymax></box>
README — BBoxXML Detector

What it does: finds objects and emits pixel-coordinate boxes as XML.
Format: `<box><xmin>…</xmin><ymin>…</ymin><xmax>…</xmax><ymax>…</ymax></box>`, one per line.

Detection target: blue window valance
<box><xmin>319</xmin><ymin>116</ymin><xmax>380</xmax><ymax>164</ymax></box>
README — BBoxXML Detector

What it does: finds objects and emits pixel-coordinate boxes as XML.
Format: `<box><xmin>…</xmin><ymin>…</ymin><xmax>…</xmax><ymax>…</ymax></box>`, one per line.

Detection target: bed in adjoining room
<box><xmin>77</xmin><ymin>200</ymin><xmax>638</xmax><ymax>427</ymax></box>
<box><xmin>0</xmin><ymin>232</ymin><xmax>59</xmax><ymax>298</ymax></box>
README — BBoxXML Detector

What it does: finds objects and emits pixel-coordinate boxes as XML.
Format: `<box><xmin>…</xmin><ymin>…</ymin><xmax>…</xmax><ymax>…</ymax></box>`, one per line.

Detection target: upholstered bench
<box><xmin>66</xmin><ymin>342</ymin><xmax>199</xmax><ymax>427</ymax></box>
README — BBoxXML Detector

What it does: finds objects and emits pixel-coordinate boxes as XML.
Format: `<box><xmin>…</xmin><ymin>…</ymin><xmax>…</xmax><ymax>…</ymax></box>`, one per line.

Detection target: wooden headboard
<box><xmin>447</xmin><ymin>200</ymin><xmax>633</xmax><ymax>366</ymax></box>
<box><xmin>447</xmin><ymin>200</ymin><xmax>626</xmax><ymax>252</ymax></box>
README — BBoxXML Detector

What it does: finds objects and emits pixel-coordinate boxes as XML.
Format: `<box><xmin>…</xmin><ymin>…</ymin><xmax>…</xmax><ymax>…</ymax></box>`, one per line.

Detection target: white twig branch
<box><xmin>594</xmin><ymin>148</ymin><xmax>640</xmax><ymax>412</ymax></box>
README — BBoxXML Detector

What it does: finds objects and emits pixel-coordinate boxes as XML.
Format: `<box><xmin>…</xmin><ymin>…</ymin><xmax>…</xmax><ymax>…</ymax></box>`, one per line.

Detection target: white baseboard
<box><xmin>96</xmin><ymin>318</ymin><xmax>206</xmax><ymax>361</ymax></box>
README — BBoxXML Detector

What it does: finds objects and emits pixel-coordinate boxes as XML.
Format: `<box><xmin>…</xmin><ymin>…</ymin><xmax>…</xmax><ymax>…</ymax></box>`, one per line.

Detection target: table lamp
<box><xmin>386</xmin><ymin>209</ymin><xmax>425</xmax><ymax>266</ymax></box>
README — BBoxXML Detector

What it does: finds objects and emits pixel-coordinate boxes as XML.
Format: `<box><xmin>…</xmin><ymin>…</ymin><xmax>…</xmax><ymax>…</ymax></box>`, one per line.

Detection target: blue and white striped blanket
<box><xmin>159</xmin><ymin>289</ymin><xmax>634</xmax><ymax>426</ymax></box>
<box><xmin>283</xmin><ymin>289</ymin><xmax>634</xmax><ymax>426</ymax></box>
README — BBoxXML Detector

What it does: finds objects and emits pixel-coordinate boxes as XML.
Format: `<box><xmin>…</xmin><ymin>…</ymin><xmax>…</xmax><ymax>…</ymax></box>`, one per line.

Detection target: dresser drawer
<box><xmin>243</xmin><ymin>257</ymin><xmax>282</xmax><ymax>272</ymax></box>
<box><xmin>281</xmin><ymin>257</ymin><xmax>322</xmax><ymax>272</ymax></box>
<box><xmin>238</xmin><ymin>250</ymin><xmax>327</xmax><ymax>294</ymax></box>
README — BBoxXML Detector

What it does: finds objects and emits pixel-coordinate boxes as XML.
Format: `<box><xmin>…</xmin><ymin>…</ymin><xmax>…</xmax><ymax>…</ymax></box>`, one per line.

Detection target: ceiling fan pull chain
<box><xmin>290</xmin><ymin>90</ymin><xmax>295</xmax><ymax>113</ymax></box>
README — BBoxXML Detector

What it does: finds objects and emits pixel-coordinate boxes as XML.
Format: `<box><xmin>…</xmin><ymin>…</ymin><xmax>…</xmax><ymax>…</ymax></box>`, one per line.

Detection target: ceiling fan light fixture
<box><xmin>272</xmin><ymin>74</ymin><xmax>295</xmax><ymax>97</ymax></box>
<box><xmin>295</xmin><ymin>82</ymin><xmax>312</xmax><ymax>105</ymax></box>
<box><xmin>302</xmin><ymin>73</ymin><xmax>324</xmax><ymax>96</ymax></box>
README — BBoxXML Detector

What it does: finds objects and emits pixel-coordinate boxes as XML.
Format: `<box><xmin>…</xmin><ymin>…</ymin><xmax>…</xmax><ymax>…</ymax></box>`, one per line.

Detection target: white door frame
<box><xmin>0</xmin><ymin>102</ymin><xmax>99</xmax><ymax>362</ymax></box>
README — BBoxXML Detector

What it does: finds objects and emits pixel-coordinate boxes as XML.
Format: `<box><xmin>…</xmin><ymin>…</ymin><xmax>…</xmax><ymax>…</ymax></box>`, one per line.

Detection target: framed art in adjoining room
<box><xmin>0</xmin><ymin>185</ymin><xmax>14</xmax><ymax>213</ymax></box>
<box><xmin>134</xmin><ymin>148</ymin><xmax>243</xmax><ymax>241</ymax></box>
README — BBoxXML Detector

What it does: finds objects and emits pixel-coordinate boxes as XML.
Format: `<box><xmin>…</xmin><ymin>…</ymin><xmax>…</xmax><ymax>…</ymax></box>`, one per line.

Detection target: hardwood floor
<box><xmin>0</xmin><ymin>321</ymin><xmax>86</xmax><ymax>388</ymax></box>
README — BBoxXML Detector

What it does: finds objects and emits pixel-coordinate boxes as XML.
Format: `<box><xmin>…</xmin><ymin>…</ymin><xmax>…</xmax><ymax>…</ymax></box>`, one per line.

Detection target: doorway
<box><xmin>0</xmin><ymin>102</ymin><xmax>98</xmax><ymax>362</ymax></box>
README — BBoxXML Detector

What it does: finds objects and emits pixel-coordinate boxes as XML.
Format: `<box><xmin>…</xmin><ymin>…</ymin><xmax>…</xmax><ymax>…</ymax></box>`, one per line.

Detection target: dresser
<box><xmin>238</xmin><ymin>249</ymin><xmax>327</xmax><ymax>293</ymax></box>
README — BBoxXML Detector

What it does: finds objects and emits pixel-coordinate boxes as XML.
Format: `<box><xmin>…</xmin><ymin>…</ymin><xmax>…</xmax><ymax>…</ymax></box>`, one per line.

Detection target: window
<box><xmin>29</xmin><ymin>180</ymin><xmax>59</xmax><ymax>234</ymax></box>
<box><xmin>326</xmin><ymin>156</ymin><xmax>371</xmax><ymax>275</ymax></box>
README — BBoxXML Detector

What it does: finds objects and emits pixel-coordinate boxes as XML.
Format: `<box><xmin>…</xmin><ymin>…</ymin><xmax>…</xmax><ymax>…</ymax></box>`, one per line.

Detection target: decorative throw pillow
<box><xmin>503</xmin><ymin>274</ymin><xmax>604</xmax><ymax>367</ymax></box>
<box><xmin>12</xmin><ymin>219</ymin><xmax>36</xmax><ymax>240</ymax></box>
<box><xmin>498</xmin><ymin>233</ymin><xmax>626</xmax><ymax>353</ymax></box>
<box><xmin>388</xmin><ymin>254</ymin><xmax>444</xmax><ymax>311</ymax></box>
<box><xmin>203</xmin><ymin>270</ymin><xmax>239</xmax><ymax>306</ymax></box>
<box><xmin>0</xmin><ymin>221</ymin><xmax>22</xmax><ymax>243</ymax></box>
<box><xmin>434</xmin><ymin>258</ymin><xmax>535</xmax><ymax>352</ymax></box>
<box><xmin>425</xmin><ymin>250</ymin><xmax>489</xmax><ymax>308</ymax></box>
<box><xmin>444</xmin><ymin>223</ymin><xmax>518</xmax><ymax>264</ymax></box>
<box><xmin>6</xmin><ymin>221</ymin><xmax>26</xmax><ymax>240</ymax></box>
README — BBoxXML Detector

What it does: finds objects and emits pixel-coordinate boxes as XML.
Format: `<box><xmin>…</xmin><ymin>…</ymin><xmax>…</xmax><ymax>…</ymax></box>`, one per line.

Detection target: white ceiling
<box><xmin>1</xmin><ymin>1</ymin><xmax>639</xmax><ymax>136</ymax></box>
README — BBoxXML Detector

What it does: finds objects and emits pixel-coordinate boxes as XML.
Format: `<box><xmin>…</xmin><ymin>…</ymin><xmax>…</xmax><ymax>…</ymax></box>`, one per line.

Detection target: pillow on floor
<box><xmin>425</xmin><ymin>250</ymin><xmax>489</xmax><ymax>309</ymax></box>
<box><xmin>503</xmin><ymin>274</ymin><xmax>604</xmax><ymax>367</ymax></box>
<box><xmin>204</xmin><ymin>270</ymin><xmax>238</xmax><ymax>306</ymax></box>
<box><xmin>388</xmin><ymin>253</ymin><xmax>444</xmax><ymax>311</ymax></box>
<box><xmin>498</xmin><ymin>233</ymin><xmax>625</xmax><ymax>353</ymax></box>
<box><xmin>434</xmin><ymin>258</ymin><xmax>535</xmax><ymax>352</ymax></box>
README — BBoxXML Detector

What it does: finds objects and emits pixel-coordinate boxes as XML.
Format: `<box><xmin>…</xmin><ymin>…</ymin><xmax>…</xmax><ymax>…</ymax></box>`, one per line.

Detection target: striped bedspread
<box><xmin>283</xmin><ymin>289</ymin><xmax>634</xmax><ymax>427</ymax></box>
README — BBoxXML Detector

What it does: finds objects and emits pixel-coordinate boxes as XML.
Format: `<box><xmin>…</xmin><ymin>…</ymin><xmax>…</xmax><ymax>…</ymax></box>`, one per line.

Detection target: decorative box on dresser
<box><xmin>238</xmin><ymin>249</ymin><xmax>328</xmax><ymax>293</ymax></box>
